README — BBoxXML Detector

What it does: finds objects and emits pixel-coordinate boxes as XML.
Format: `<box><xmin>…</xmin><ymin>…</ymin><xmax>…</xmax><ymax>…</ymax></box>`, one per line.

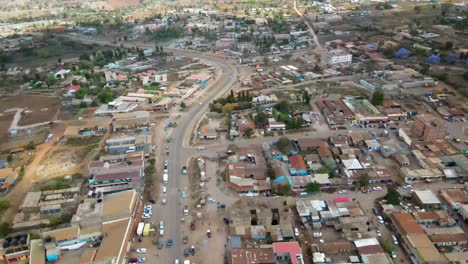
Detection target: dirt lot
<box><xmin>0</xmin><ymin>95</ymin><xmax>61</xmax><ymax>125</ymax></box>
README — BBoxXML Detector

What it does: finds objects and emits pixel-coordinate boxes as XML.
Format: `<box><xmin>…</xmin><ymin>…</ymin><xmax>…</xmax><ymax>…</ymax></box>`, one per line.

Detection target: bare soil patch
<box><xmin>0</xmin><ymin>96</ymin><xmax>61</xmax><ymax>126</ymax></box>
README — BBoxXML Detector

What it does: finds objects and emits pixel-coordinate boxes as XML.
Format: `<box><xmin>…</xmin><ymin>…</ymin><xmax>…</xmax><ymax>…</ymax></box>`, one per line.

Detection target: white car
<box><xmin>174</xmin><ymin>259</ymin><xmax>179</xmax><ymax>264</ymax></box>
<box><xmin>162</xmin><ymin>186</ymin><xmax>167</xmax><ymax>193</ymax></box>
<box><xmin>142</xmin><ymin>214</ymin><xmax>151</xmax><ymax>219</ymax></box>
<box><xmin>159</xmin><ymin>229</ymin><xmax>164</xmax><ymax>237</ymax></box>
<box><xmin>182</xmin><ymin>192</ymin><xmax>186</xmax><ymax>198</ymax></box>
<box><xmin>313</xmin><ymin>232</ymin><xmax>322</xmax><ymax>238</ymax></box>
<box><xmin>373</xmin><ymin>187</ymin><xmax>382</xmax><ymax>191</ymax></box>
<box><xmin>377</xmin><ymin>216</ymin><xmax>384</xmax><ymax>224</ymax></box>
<box><xmin>150</xmin><ymin>123</ymin><xmax>155</xmax><ymax>126</ymax></box>
<box><xmin>164</xmin><ymin>160</ymin><xmax>169</xmax><ymax>166</ymax></box>
<box><xmin>376</xmin><ymin>230</ymin><xmax>382</xmax><ymax>236</ymax></box>
<box><xmin>208</xmin><ymin>198</ymin><xmax>217</xmax><ymax>203</ymax></box>
<box><xmin>183</xmin><ymin>209</ymin><xmax>189</xmax><ymax>216</ymax></box>
<box><xmin>338</xmin><ymin>190</ymin><xmax>347</xmax><ymax>194</ymax></box>
<box><xmin>294</xmin><ymin>227</ymin><xmax>300</xmax><ymax>237</ymax></box>
<box><xmin>159</xmin><ymin>221</ymin><xmax>164</xmax><ymax>229</ymax></box>
<box><xmin>136</xmin><ymin>248</ymin><xmax>147</xmax><ymax>253</ymax></box>
<box><xmin>402</xmin><ymin>185</ymin><xmax>412</xmax><ymax>189</ymax></box>
<box><xmin>164</xmin><ymin>169</ymin><xmax>168</xmax><ymax>174</ymax></box>
<box><xmin>197</xmin><ymin>146</ymin><xmax>205</xmax><ymax>150</ymax></box>
<box><xmin>319</xmin><ymin>239</ymin><xmax>325</xmax><ymax>243</ymax></box>
<box><xmin>162</xmin><ymin>199</ymin><xmax>167</xmax><ymax>205</ymax></box>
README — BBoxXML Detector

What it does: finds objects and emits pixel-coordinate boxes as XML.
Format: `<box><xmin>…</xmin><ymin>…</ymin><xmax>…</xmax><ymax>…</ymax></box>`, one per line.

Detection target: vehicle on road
<box><xmin>372</xmin><ymin>208</ymin><xmax>379</xmax><ymax>215</ymax></box>
<box><xmin>208</xmin><ymin>198</ymin><xmax>217</xmax><ymax>203</ymax></box>
<box><xmin>182</xmin><ymin>166</ymin><xmax>187</xmax><ymax>175</ymax></box>
<box><xmin>361</xmin><ymin>189</ymin><xmax>369</xmax><ymax>193</ymax></box>
<box><xmin>376</xmin><ymin>230</ymin><xmax>381</xmax><ymax>236</ymax></box>
<box><xmin>129</xmin><ymin>258</ymin><xmax>138</xmax><ymax>263</ymax></box>
<box><xmin>389</xmin><ymin>251</ymin><xmax>396</xmax><ymax>258</ymax></box>
<box><xmin>183</xmin><ymin>235</ymin><xmax>188</xmax><ymax>244</ymax></box>
<box><xmin>373</xmin><ymin>186</ymin><xmax>382</xmax><ymax>191</ymax></box>
<box><xmin>162</xmin><ymin>199</ymin><xmax>167</xmax><ymax>205</ymax></box>
<box><xmin>191</xmin><ymin>223</ymin><xmax>195</xmax><ymax>230</ymax></box>
<box><xmin>377</xmin><ymin>216</ymin><xmax>384</xmax><ymax>224</ymax></box>
<box><xmin>138</xmin><ymin>258</ymin><xmax>147</xmax><ymax>263</ymax></box>
<box><xmin>164</xmin><ymin>160</ymin><xmax>169</xmax><ymax>166</ymax></box>
<box><xmin>174</xmin><ymin>259</ymin><xmax>179</xmax><ymax>264</ymax></box>
<box><xmin>162</xmin><ymin>186</ymin><xmax>167</xmax><ymax>193</ymax></box>
<box><xmin>167</xmin><ymin>239</ymin><xmax>173</xmax><ymax>248</ymax></box>
<box><xmin>184</xmin><ymin>248</ymin><xmax>190</xmax><ymax>256</ymax></box>
<box><xmin>159</xmin><ymin>221</ymin><xmax>164</xmax><ymax>229</ymax></box>
<box><xmin>207</xmin><ymin>229</ymin><xmax>212</xmax><ymax>238</ymax></box>
<box><xmin>159</xmin><ymin>229</ymin><xmax>164</xmax><ymax>237</ymax></box>
<box><xmin>402</xmin><ymin>185</ymin><xmax>412</xmax><ymax>189</ymax></box>
<box><xmin>136</xmin><ymin>248</ymin><xmax>147</xmax><ymax>253</ymax></box>
<box><xmin>148</xmin><ymin>200</ymin><xmax>156</xmax><ymax>204</ymax></box>
<box><xmin>182</xmin><ymin>192</ymin><xmax>186</xmax><ymax>198</ymax></box>
<box><xmin>313</xmin><ymin>232</ymin><xmax>322</xmax><ymax>238</ymax></box>
<box><xmin>191</xmin><ymin>246</ymin><xmax>196</xmax><ymax>255</ymax></box>
<box><xmin>158</xmin><ymin>242</ymin><xmax>164</xmax><ymax>249</ymax></box>
<box><xmin>183</xmin><ymin>207</ymin><xmax>189</xmax><ymax>216</ymax></box>
<box><xmin>294</xmin><ymin>228</ymin><xmax>300</xmax><ymax>237</ymax></box>
<box><xmin>197</xmin><ymin>146</ymin><xmax>205</xmax><ymax>150</ymax></box>
<box><xmin>218</xmin><ymin>204</ymin><xmax>226</xmax><ymax>208</ymax></box>
<box><xmin>392</xmin><ymin>235</ymin><xmax>399</xmax><ymax>245</ymax></box>
<box><xmin>338</xmin><ymin>190</ymin><xmax>347</xmax><ymax>194</ymax></box>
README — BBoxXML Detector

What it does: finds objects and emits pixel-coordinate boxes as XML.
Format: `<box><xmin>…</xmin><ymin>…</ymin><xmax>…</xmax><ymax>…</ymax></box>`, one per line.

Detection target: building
<box><xmin>413</xmin><ymin>190</ymin><xmax>442</xmax><ymax>210</ymax></box>
<box><xmin>266</xmin><ymin>118</ymin><xmax>286</xmax><ymax>132</ymax></box>
<box><xmin>112</xmin><ymin>111</ymin><xmax>150</xmax><ymax>130</ymax></box>
<box><xmin>354</xmin><ymin>238</ymin><xmax>392</xmax><ymax>264</ymax></box>
<box><xmin>199</xmin><ymin>125</ymin><xmax>218</xmax><ymax>139</ymax></box>
<box><xmin>226</xmin><ymin>146</ymin><xmax>271</xmax><ymax>193</ymax></box>
<box><xmin>342</xmin><ymin>98</ymin><xmax>387</xmax><ymax>124</ymax></box>
<box><xmin>64</xmin><ymin>126</ymin><xmax>106</xmax><ymax>138</ymax></box>
<box><xmin>288</xmin><ymin>154</ymin><xmax>308</xmax><ymax>176</ymax></box>
<box><xmin>364</xmin><ymin>140</ymin><xmax>381</xmax><ymax>151</ymax></box>
<box><xmin>400</xmin><ymin>167</ymin><xmax>443</xmax><ymax>183</ymax></box>
<box><xmin>227</xmin><ymin>248</ymin><xmax>275</xmax><ymax>264</ymax></box>
<box><xmin>321</xmin><ymin>49</ymin><xmax>352</xmax><ymax>65</ymax></box>
<box><xmin>272</xmin><ymin>242</ymin><xmax>304</xmax><ymax>264</ymax></box>
<box><xmin>252</xmin><ymin>95</ymin><xmax>278</xmax><ymax>108</ymax></box>
<box><xmin>411</xmin><ymin>115</ymin><xmax>447</xmax><ymax>142</ymax></box>
<box><xmin>88</xmin><ymin>158</ymin><xmax>144</xmax><ymax>193</ymax></box>
<box><xmin>105</xmin><ymin>134</ymin><xmax>152</xmax><ymax>153</ymax></box>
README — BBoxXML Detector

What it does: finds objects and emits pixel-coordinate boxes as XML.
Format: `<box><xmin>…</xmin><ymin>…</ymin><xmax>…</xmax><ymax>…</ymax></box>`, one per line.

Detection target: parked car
<box><xmin>392</xmin><ymin>235</ymin><xmax>399</xmax><ymax>245</ymax></box>
<box><xmin>159</xmin><ymin>221</ymin><xmax>164</xmax><ymax>229</ymax></box>
<box><xmin>136</xmin><ymin>248</ymin><xmax>147</xmax><ymax>253</ymax></box>
<box><xmin>389</xmin><ymin>251</ymin><xmax>397</xmax><ymax>259</ymax></box>
<box><xmin>162</xmin><ymin>186</ymin><xmax>167</xmax><ymax>193</ymax></box>
<box><xmin>148</xmin><ymin>199</ymin><xmax>156</xmax><ymax>204</ymax></box>
<box><xmin>183</xmin><ymin>236</ymin><xmax>188</xmax><ymax>244</ymax></box>
<box><xmin>164</xmin><ymin>160</ymin><xmax>169</xmax><ymax>166</ymax></box>
<box><xmin>197</xmin><ymin>146</ymin><xmax>205</xmax><ymax>150</ymax></box>
<box><xmin>373</xmin><ymin>186</ymin><xmax>382</xmax><ymax>191</ymax></box>
<box><xmin>294</xmin><ymin>228</ymin><xmax>300</xmax><ymax>237</ymax></box>
<box><xmin>182</xmin><ymin>192</ymin><xmax>186</xmax><ymax>198</ymax></box>
<box><xmin>207</xmin><ymin>230</ymin><xmax>212</xmax><ymax>238</ymax></box>
<box><xmin>376</xmin><ymin>230</ymin><xmax>381</xmax><ymax>236</ymax></box>
<box><xmin>160</xmin><ymin>229</ymin><xmax>164</xmax><ymax>237</ymax></box>
<box><xmin>166</xmin><ymin>239</ymin><xmax>173</xmax><ymax>248</ymax></box>
<box><xmin>162</xmin><ymin>199</ymin><xmax>167</xmax><ymax>205</ymax></box>
<box><xmin>142</xmin><ymin>214</ymin><xmax>150</xmax><ymax>219</ymax></box>
<box><xmin>191</xmin><ymin>223</ymin><xmax>195</xmax><ymax>230</ymax></box>
<box><xmin>372</xmin><ymin>208</ymin><xmax>380</xmax><ymax>215</ymax></box>
<box><xmin>129</xmin><ymin>258</ymin><xmax>138</xmax><ymax>263</ymax></box>
<box><xmin>138</xmin><ymin>258</ymin><xmax>147</xmax><ymax>263</ymax></box>
<box><xmin>313</xmin><ymin>232</ymin><xmax>322</xmax><ymax>238</ymax></box>
<box><xmin>338</xmin><ymin>190</ymin><xmax>347</xmax><ymax>194</ymax></box>
<box><xmin>402</xmin><ymin>185</ymin><xmax>412</xmax><ymax>189</ymax></box>
<box><xmin>158</xmin><ymin>242</ymin><xmax>164</xmax><ymax>249</ymax></box>
<box><xmin>377</xmin><ymin>216</ymin><xmax>384</xmax><ymax>224</ymax></box>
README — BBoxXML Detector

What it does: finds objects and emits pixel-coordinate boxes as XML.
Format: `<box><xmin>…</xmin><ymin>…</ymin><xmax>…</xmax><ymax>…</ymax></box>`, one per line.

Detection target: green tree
<box><xmin>305</xmin><ymin>182</ymin><xmax>321</xmax><ymax>193</ymax></box>
<box><xmin>274</xmin><ymin>100</ymin><xmax>290</xmax><ymax>113</ymax></box>
<box><xmin>386</xmin><ymin>187</ymin><xmax>401</xmax><ymax>205</ymax></box>
<box><xmin>180</xmin><ymin>102</ymin><xmax>186</xmax><ymax>109</ymax></box>
<box><xmin>266</xmin><ymin>167</ymin><xmax>276</xmax><ymax>179</ymax></box>
<box><xmin>280</xmin><ymin>184</ymin><xmax>292</xmax><ymax>196</ymax></box>
<box><xmin>0</xmin><ymin>223</ymin><xmax>10</xmax><ymax>237</ymax></box>
<box><xmin>221</xmin><ymin>104</ymin><xmax>235</xmax><ymax>115</ymax></box>
<box><xmin>244</xmin><ymin>127</ymin><xmax>254</xmax><ymax>138</ymax></box>
<box><xmin>277</xmin><ymin>137</ymin><xmax>291</xmax><ymax>154</ymax></box>
<box><xmin>6</xmin><ymin>155</ymin><xmax>12</xmax><ymax>163</ymax></box>
<box><xmin>254</xmin><ymin>111</ymin><xmax>267</xmax><ymax>127</ymax></box>
<box><xmin>302</xmin><ymin>91</ymin><xmax>311</xmax><ymax>104</ymax></box>
<box><xmin>318</xmin><ymin>166</ymin><xmax>330</xmax><ymax>174</ymax></box>
<box><xmin>46</xmin><ymin>74</ymin><xmax>57</xmax><ymax>86</ymax></box>
<box><xmin>79</xmin><ymin>102</ymin><xmax>88</xmax><ymax>108</ymax></box>
<box><xmin>371</xmin><ymin>90</ymin><xmax>385</xmax><ymax>106</ymax></box>
<box><xmin>356</xmin><ymin>174</ymin><xmax>370</xmax><ymax>188</ymax></box>
<box><xmin>0</xmin><ymin>200</ymin><xmax>10</xmax><ymax>213</ymax></box>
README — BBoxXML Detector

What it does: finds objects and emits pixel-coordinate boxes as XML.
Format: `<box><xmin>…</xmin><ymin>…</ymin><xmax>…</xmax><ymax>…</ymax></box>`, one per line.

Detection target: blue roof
<box><xmin>228</xmin><ymin>236</ymin><xmax>242</xmax><ymax>249</ymax></box>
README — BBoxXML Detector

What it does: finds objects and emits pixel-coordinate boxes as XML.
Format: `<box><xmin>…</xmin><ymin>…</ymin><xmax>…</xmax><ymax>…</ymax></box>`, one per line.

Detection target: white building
<box><xmin>321</xmin><ymin>49</ymin><xmax>352</xmax><ymax>65</ymax></box>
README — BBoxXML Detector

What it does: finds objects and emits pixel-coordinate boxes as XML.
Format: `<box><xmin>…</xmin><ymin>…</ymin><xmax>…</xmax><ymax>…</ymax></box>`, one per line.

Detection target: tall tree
<box><xmin>371</xmin><ymin>90</ymin><xmax>385</xmax><ymax>106</ymax></box>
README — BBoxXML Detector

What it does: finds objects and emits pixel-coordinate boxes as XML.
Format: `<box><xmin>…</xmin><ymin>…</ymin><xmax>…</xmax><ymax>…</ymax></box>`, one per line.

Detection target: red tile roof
<box><xmin>392</xmin><ymin>213</ymin><xmax>425</xmax><ymax>235</ymax></box>
<box><xmin>273</xmin><ymin>242</ymin><xmax>302</xmax><ymax>264</ymax></box>
<box><xmin>289</xmin><ymin>154</ymin><xmax>307</xmax><ymax>172</ymax></box>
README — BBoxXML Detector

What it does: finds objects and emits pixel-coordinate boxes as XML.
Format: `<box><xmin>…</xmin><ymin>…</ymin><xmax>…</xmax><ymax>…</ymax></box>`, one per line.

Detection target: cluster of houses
<box><xmin>0</xmin><ymin>111</ymin><xmax>154</xmax><ymax>263</ymax></box>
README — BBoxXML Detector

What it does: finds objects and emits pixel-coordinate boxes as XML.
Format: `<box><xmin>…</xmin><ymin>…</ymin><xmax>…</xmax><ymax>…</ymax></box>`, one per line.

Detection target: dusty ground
<box><xmin>0</xmin><ymin>96</ymin><xmax>61</xmax><ymax>143</ymax></box>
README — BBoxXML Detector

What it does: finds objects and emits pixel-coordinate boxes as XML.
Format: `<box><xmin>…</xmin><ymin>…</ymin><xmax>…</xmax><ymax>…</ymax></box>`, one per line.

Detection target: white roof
<box><xmin>354</xmin><ymin>238</ymin><xmax>380</xmax><ymax>248</ymax></box>
<box><xmin>342</xmin><ymin>159</ymin><xmax>363</xmax><ymax>170</ymax></box>
<box><xmin>414</xmin><ymin>190</ymin><xmax>441</xmax><ymax>204</ymax></box>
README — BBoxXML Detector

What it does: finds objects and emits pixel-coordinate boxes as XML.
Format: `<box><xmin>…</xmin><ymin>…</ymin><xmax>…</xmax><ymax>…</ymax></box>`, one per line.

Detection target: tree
<box><xmin>464</xmin><ymin>71</ymin><xmax>468</xmax><ymax>81</ymax></box>
<box><xmin>0</xmin><ymin>223</ymin><xmax>10</xmax><ymax>237</ymax></box>
<box><xmin>277</xmin><ymin>137</ymin><xmax>291</xmax><ymax>154</ymax></box>
<box><xmin>445</xmin><ymin>41</ymin><xmax>453</xmax><ymax>50</ymax></box>
<box><xmin>79</xmin><ymin>102</ymin><xmax>88</xmax><ymax>108</ymax></box>
<box><xmin>180</xmin><ymin>102</ymin><xmax>186</xmax><ymax>109</ymax></box>
<box><xmin>274</xmin><ymin>100</ymin><xmax>290</xmax><ymax>113</ymax></box>
<box><xmin>318</xmin><ymin>166</ymin><xmax>330</xmax><ymax>174</ymax></box>
<box><xmin>6</xmin><ymin>155</ymin><xmax>12</xmax><ymax>163</ymax></box>
<box><xmin>160</xmin><ymin>46</ymin><xmax>163</xmax><ymax>52</ymax></box>
<box><xmin>266</xmin><ymin>167</ymin><xmax>276</xmax><ymax>179</ymax></box>
<box><xmin>46</xmin><ymin>74</ymin><xmax>57</xmax><ymax>86</ymax></box>
<box><xmin>305</xmin><ymin>182</ymin><xmax>321</xmax><ymax>193</ymax></box>
<box><xmin>254</xmin><ymin>111</ymin><xmax>267</xmax><ymax>127</ymax></box>
<box><xmin>244</xmin><ymin>127</ymin><xmax>254</xmax><ymax>138</ymax></box>
<box><xmin>356</xmin><ymin>174</ymin><xmax>370</xmax><ymax>188</ymax></box>
<box><xmin>371</xmin><ymin>90</ymin><xmax>385</xmax><ymax>106</ymax></box>
<box><xmin>221</xmin><ymin>104</ymin><xmax>234</xmax><ymax>115</ymax></box>
<box><xmin>386</xmin><ymin>187</ymin><xmax>401</xmax><ymax>205</ymax></box>
<box><xmin>302</xmin><ymin>91</ymin><xmax>311</xmax><ymax>104</ymax></box>
<box><xmin>279</xmin><ymin>184</ymin><xmax>292</xmax><ymax>196</ymax></box>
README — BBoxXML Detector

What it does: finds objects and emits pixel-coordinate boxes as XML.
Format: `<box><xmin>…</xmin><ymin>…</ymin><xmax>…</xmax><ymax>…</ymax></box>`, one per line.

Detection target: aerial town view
<box><xmin>0</xmin><ymin>0</ymin><xmax>467</xmax><ymax>263</ymax></box>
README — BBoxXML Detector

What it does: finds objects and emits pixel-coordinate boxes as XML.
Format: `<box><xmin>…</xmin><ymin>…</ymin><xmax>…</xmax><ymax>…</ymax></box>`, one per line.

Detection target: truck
<box><xmin>143</xmin><ymin>223</ymin><xmax>150</xmax><ymax>236</ymax></box>
<box><xmin>163</xmin><ymin>174</ymin><xmax>168</xmax><ymax>183</ymax></box>
<box><xmin>136</xmin><ymin>222</ymin><xmax>145</xmax><ymax>236</ymax></box>
<box><xmin>45</xmin><ymin>133</ymin><xmax>53</xmax><ymax>143</ymax></box>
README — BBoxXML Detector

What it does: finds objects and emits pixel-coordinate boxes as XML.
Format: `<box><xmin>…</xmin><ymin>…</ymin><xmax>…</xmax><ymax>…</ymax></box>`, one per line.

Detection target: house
<box><xmin>364</xmin><ymin>140</ymin><xmax>381</xmax><ymax>151</ymax></box>
<box><xmin>227</xmin><ymin>248</ymin><xmax>274</xmax><ymax>264</ymax></box>
<box><xmin>252</xmin><ymin>95</ymin><xmax>278</xmax><ymax>108</ymax></box>
<box><xmin>413</xmin><ymin>190</ymin><xmax>442</xmax><ymax>210</ymax></box>
<box><xmin>199</xmin><ymin>125</ymin><xmax>217</xmax><ymax>139</ymax></box>
<box><xmin>288</xmin><ymin>154</ymin><xmax>307</xmax><ymax>176</ymax></box>
<box><xmin>321</xmin><ymin>49</ymin><xmax>352</xmax><ymax>65</ymax></box>
<box><xmin>394</xmin><ymin>154</ymin><xmax>409</xmax><ymax>166</ymax></box>
<box><xmin>272</xmin><ymin>242</ymin><xmax>304</xmax><ymax>264</ymax></box>
<box><xmin>266</xmin><ymin>118</ymin><xmax>286</xmax><ymax>132</ymax></box>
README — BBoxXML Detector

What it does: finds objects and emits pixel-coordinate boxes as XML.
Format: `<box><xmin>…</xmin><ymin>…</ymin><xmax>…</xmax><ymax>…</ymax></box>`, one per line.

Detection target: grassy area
<box><xmin>40</xmin><ymin>178</ymin><xmax>71</xmax><ymax>191</ymax></box>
